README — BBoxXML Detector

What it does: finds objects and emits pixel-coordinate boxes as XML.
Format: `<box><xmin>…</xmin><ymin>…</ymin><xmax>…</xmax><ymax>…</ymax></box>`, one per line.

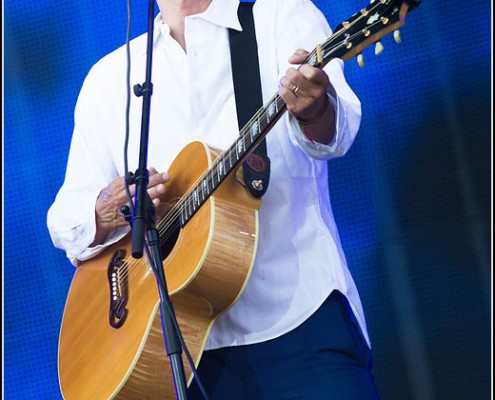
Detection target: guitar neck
<box><xmin>176</xmin><ymin>93</ymin><xmax>287</xmax><ymax>227</ymax></box>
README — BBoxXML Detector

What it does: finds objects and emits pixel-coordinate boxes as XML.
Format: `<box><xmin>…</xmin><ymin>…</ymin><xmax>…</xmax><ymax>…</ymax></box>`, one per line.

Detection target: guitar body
<box><xmin>58</xmin><ymin>141</ymin><xmax>260</xmax><ymax>399</ymax></box>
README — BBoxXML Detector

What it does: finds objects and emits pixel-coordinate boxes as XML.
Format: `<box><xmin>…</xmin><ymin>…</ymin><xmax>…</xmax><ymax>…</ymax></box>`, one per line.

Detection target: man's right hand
<box><xmin>91</xmin><ymin>168</ymin><xmax>171</xmax><ymax>247</ymax></box>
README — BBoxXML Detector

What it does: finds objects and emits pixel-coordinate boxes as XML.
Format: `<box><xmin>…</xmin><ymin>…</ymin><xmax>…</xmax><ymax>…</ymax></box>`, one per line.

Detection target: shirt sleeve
<box><xmin>273</xmin><ymin>0</ymin><xmax>362</xmax><ymax>160</ymax></box>
<box><xmin>46</xmin><ymin>61</ymin><xmax>129</xmax><ymax>266</ymax></box>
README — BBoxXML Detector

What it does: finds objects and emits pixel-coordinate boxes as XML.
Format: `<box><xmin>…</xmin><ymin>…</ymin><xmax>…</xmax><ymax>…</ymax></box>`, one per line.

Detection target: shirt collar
<box><xmin>188</xmin><ymin>0</ymin><xmax>242</xmax><ymax>31</ymax></box>
<box><xmin>153</xmin><ymin>0</ymin><xmax>242</xmax><ymax>50</ymax></box>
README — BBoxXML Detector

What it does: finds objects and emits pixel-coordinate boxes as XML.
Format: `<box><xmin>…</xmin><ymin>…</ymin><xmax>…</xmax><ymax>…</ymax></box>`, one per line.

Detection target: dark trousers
<box><xmin>188</xmin><ymin>291</ymin><xmax>380</xmax><ymax>399</ymax></box>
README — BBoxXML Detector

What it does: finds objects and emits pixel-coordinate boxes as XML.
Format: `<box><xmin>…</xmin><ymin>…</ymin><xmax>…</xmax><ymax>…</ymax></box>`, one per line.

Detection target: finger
<box><xmin>299</xmin><ymin>64</ymin><xmax>329</xmax><ymax>87</ymax></box>
<box><xmin>148</xmin><ymin>171</ymin><xmax>170</xmax><ymax>188</ymax></box>
<box><xmin>281</xmin><ymin>74</ymin><xmax>305</xmax><ymax>99</ymax></box>
<box><xmin>108</xmin><ymin>176</ymin><xmax>133</xmax><ymax>205</ymax></box>
<box><xmin>286</xmin><ymin>69</ymin><xmax>329</xmax><ymax>109</ymax></box>
<box><xmin>279</xmin><ymin>80</ymin><xmax>299</xmax><ymax>105</ymax></box>
<box><xmin>288</xmin><ymin>49</ymin><xmax>310</xmax><ymax>64</ymax></box>
<box><xmin>285</xmin><ymin>68</ymin><xmax>302</xmax><ymax>85</ymax></box>
<box><xmin>279</xmin><ymin>75</ymin><xmax>299</xmax><ymax>92</ymax></box>
<box><xmin>287</xmin><ymin>66</ymin><xmax>326</xmax><ymax>91</ymax></box>
<box><xmin>147</xmin><ymin>183</ymin><xmax>167</xmax><ymax>200</ymax></box>
<box><xmin>156</xmin><ymin>183</ymin><xmax>167</xmax><ymax>195</ymax></box>
<box><xmin>143</xmin><ymin>167</ymin><xmax>167</xmax><ymax>186</ymax></box>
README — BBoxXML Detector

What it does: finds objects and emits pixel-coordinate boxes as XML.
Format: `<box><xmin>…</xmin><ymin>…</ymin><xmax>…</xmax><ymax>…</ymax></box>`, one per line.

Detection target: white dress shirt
<box><xmin>47</xmin><ymin>0</ymin><xmax>369</xmax><ymax>349</ymax></box>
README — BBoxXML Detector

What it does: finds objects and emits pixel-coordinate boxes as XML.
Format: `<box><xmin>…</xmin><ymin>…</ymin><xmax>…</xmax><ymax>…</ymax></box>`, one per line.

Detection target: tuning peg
<box><xmin>357</xmin><ymin>54</ymin><xmax>365</xmax><ymax>68</ymax></box>
<box><xmin>394</xmin><ymin>30</ymin><xmax>402</xmax><ymax>43</ymax></box>
<box><xmin>375</xmin><ymin>41</ymin><xmax>384</xmax><ymax>55</ymax></box>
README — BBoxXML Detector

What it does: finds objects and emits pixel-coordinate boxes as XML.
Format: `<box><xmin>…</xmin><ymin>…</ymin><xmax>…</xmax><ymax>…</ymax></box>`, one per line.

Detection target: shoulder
<box><xmin>75</xmin><ymin>32</ymin><xmax>148</xmax><ymax>109</ymax></box>
<box><xmin>83</xmin><ymin>32</ymin><xmax>148</xmax><ymax>89</ymax></box>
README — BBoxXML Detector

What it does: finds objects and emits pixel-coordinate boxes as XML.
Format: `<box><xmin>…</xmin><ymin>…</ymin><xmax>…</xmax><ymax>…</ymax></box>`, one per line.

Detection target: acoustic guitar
<box><xmin>58</xmin><ymin>1</ymin><xmax>419</xmax><ymax>398</ymax></box>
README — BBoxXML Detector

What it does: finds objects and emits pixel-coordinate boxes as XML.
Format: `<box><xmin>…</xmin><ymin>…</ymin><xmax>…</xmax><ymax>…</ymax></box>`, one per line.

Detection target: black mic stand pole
<box><xmin>130</xmin><ymin>0</ymin><xmax>188</xmax><ymax>398</ymax></box>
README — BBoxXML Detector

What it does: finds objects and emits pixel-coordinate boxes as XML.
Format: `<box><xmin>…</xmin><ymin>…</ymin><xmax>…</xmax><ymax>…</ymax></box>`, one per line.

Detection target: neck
<box><xmin>157</xmin><ymin>0</ymin><xmax>213</xmax><ymax>50</ymax></box>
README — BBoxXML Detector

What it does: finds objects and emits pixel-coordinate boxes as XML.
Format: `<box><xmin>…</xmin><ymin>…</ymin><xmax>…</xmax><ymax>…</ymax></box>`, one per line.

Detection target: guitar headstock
<box><xmin>307</xmin><ymin>0</ymin><xmax>421</xmax><ymax>68</ymax></box>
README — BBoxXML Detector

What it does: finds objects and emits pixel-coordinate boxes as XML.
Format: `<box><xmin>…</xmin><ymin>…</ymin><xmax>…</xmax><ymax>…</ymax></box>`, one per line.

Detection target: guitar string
<box><xmin>112</xmin><ymin>2</ymin><xmax>389</xmax><ymax>283</ymax></box>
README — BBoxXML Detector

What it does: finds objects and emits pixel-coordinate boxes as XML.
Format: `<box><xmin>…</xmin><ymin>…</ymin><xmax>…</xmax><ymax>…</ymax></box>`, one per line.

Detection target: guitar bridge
<box><xmin>107</xmin><ymin>249</ymin><xmax>128</xmax><ymax>329</ymax></box>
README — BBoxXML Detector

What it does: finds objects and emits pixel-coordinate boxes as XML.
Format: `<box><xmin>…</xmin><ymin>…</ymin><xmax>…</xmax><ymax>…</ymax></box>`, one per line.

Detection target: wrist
<box><xmin>296</xmin><ymin>98</ymin><xmax>335</xmax><ymax>145</ymax></box>
<box><xmin>296</xmin><ymin>96</ymin><xmax>330</xmax><ymax>127</ymax></box>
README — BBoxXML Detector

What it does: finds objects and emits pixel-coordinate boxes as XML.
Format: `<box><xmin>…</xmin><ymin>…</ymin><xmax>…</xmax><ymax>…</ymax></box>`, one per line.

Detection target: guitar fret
<box><xmin>180</xmin><ymin>205</ymin><xmax>185</xmax><ymax>226</ymax></box>
<box><xmin>214</xmin><ymin>168</ymin><xmax>220</xmax><ymax>185</ymax></box>
<box><xmin>187</xmin><ymin>197</ymin><xmax>193</xmax><ymax>218</ymax></box>
<box><xmin>202</xmin><ymin>179</ymin><xmax>208</xmax><ymax>200</ymax></box>
<box><xmin>236</xmin><ymin>137</ymin><xmax>245</xmax><ymax>159</ymax></box>
<box><xmin>250</xmin><ymin>120</ymin><xmax>259</xmax><ymax>142</ymax></box>
<box><xmin>243</xmin><ymin>128</ymin><xmax>253</xmax><ymax>147</ymax></box>
<box><xmin>227</xmin><ymin>148</ymin><xmax>232</xmax><ymax>169</ymax></box>
<box><xmin>259</xmin><ymin>114</ymin><xmax>269</xmax><ymax>132</ymax></box>
<box><xmin>229</xmin><ymin>147</ymin><xmax>236</xmax><ymax>168</ymax></box>
<box><xmin>205</xmin><ymin>172</ymin><xmax>213</xmax><ymax>193</ymax></box>
<box><xmin>210</xmin><ymin>170</ymin><xmax>218</xmax><ymax>191</ymax></box>
<box><xmin>183</xmin><ymin>201</ymin><xmax>189</xmax><ymax>221</ymax></box>
<box><xmin>267</xmin><ymin>101</ymin><xmax>276</xmax><ymax>122</ymax></box>
<box><xmin>193</xmin><ymin>189</ymin><xmax>199</xmax><ymax>206</ymax></box>
<box><xmin>217</xmin><ymin>160</ymin><xmax>225</xmax><ymax>182</ymax></box>
<box><xmin>253</xmin><ymin>120</ymin><xmax>261</xmax><ymax>137</ymax></box>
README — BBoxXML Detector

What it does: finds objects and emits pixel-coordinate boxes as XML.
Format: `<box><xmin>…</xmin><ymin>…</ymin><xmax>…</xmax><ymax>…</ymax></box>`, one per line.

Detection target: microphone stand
<box><xmin>129</xmin><ymin>0</ymin><xmax>189</xmax><ymax>398</ymax></box>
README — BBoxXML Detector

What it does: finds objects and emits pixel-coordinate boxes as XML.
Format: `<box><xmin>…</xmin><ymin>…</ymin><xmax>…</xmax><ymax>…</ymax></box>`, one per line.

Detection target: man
<box><xmin>48</xmin><ymin>0</ymin><xmax>379</xmax><ymax>398</ymax></box>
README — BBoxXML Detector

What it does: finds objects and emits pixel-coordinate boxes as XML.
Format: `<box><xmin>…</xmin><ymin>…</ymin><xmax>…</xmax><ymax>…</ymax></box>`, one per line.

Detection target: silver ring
<box><xmin>291</xmin><ymin>84</ymin><xmax>299</xmax><ymax>95</ymax></box>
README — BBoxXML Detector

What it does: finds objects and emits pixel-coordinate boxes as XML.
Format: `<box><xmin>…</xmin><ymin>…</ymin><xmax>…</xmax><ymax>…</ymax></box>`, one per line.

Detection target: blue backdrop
<box><xmin>3</xmin><ymin>0</ymin><xmax>491</xmax><ymax>399</ymax></box>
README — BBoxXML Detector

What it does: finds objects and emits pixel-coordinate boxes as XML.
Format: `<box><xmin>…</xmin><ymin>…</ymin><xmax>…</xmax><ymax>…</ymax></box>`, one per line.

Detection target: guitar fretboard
<box><xmin>178</xmin><ymin>93</ymin><xmax>287</xmax><ymax>226</ymax></box>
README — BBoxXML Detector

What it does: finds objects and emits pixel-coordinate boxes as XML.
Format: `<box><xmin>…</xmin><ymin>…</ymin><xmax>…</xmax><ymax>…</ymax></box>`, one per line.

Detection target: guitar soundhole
<box><xmin>160</xmin><ymin>224</ymin><xmax>180</xmax><ymax>260</ymax></box>
<box><xmin>107</xmin><ymin>249</ymin><xmax>128</xmax><ymax>329</ymax></box>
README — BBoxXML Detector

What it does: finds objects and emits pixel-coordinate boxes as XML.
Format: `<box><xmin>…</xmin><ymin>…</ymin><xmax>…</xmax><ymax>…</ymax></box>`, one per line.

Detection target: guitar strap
<box><xmin>229</xmin><ymin>1</ymin><xmax>270</xmax><ymax>197</ymax></box>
